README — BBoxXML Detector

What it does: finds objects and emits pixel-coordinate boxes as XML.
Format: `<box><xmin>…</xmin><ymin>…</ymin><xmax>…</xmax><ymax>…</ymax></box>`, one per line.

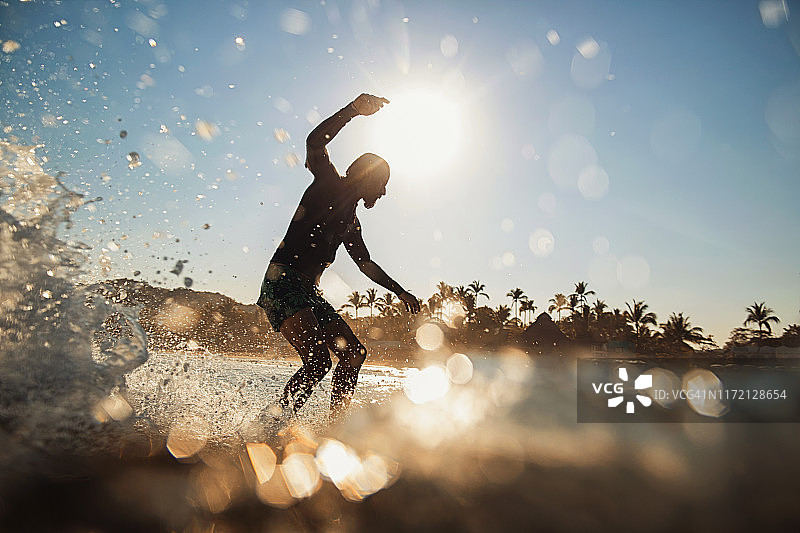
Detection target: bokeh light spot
<box><xmin>280</xmin><ymin>8</ymin><xmax>311</xmax><ymax>35</ymax></box>
<box><xmin>440</xmin><ymin>34</ymin><xmax>459</xmax><ymax>57</ymax></box>
<box><xmin>547</xmin><ymin>135</ymin><xmax>597</xmax><ymax>190</ymax></box>
<box><xmin>537</xmin><ymin>192</ymin><xmax>557</xmax><ymax>216</ymax></box>
<box><xmin>571</xmin><ymin>39</ymin><xmax>611</xmax><ymax>88</ymax></box>
<box><xmin>592</xmin><ymin>236</ymin><xmax>610</xmax><ymax>255</ymax></box>
<box><xmin>577</xmin><ymin>164</ymin><xmax>610</xmax><ymax>199</ymax></box>
<box><xmin>683</xmin><ymin>369</ymin><xmax>728</xmax><ymax>418</ymax></box>
<box><xmin>281</xmin><ymin>453</ymin><xmax>320</xmax><ymax>499</ymax></box>
<box><xmin>446</xmin><ymin>353</ymin><xmax>474</xmax><ymax>384</ymax></box>
<box><xmin>529</xmin><ymin>228</ymin><xmax>555</xmax><ymax>257</ymax></box>
<box><xmin>246</xmin><ymin>443</ymin><xmax>277</xmax><ymax>484</ymax></box>
<box><xmin>759</xmin><ymin>0</ymin><xmax>789</xmax><ymax>28</ymax></box>
<box><xmin>506</xmin><ymin>40</ymin><xmax>543</xmax><ymax>77</ymax></box>
<box><xmin>404</xmin><ymin>365</ymin><xmax>450</xmax><ymax>404</ymax></box>
<box><xmin>415</xmin><ymin>323</ymin><xmax>444</xmax><ymax>351</ymax></box>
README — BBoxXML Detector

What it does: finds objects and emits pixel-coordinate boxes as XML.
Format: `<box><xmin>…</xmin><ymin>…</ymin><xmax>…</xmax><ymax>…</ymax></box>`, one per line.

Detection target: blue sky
<box><xmin>2</xmin><ymin>0</ymin><xmax>799</xmax><ymax>344</ymax></box>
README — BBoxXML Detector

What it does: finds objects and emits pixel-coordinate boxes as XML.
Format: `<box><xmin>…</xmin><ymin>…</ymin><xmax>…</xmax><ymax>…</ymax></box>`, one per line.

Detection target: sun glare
<box><xmin>367</xmin><ymin>89</ymin><xmax>463</xmax><ymax>179</ymax></box>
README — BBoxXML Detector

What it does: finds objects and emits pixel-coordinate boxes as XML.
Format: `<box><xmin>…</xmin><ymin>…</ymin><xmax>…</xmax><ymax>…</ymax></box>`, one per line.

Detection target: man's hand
<box><xmin>399</xmin><ymin>291</ymin><xmax>421</xmax><ymax>314</ymax></box>
<box><xmin>351</xmin><ymin>93</ymin><xmax>389</xmax><ymax>116</ymax></box>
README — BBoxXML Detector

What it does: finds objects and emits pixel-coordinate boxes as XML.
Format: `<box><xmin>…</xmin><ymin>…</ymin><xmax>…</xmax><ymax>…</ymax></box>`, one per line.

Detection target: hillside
<box><xmin>94</xmin><ymin>279</ymin><xmax>284</xmax><ymax>354</ymax></box>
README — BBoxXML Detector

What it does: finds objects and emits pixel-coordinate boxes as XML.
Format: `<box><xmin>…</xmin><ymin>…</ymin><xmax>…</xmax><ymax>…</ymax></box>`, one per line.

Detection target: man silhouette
<box><xmin>257</xmin><ymin>93</ymin><xmax>420</xmax><ymax>423</ymax></box>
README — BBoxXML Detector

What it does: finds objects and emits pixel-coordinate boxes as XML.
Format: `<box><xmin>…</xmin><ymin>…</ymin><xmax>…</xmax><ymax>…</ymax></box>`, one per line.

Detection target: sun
<box><xmin>365</xmin><ymin>89</ymin><xmax>463</xmax><ymax>179</ymax></box>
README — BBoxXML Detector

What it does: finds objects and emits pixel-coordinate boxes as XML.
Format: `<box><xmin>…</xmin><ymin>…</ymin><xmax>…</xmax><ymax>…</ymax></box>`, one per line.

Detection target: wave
<box><xmin>0</xmin><ymin>141</ymin><xmax>148</xmax><ymax>457</ymax></box>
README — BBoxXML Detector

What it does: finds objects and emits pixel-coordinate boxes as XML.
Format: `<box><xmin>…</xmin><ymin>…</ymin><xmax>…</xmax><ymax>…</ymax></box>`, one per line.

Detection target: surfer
<box><xmin>257</xmin><ymin>93</ymin><xmax>420</xmax><ymax>423</ymax></box>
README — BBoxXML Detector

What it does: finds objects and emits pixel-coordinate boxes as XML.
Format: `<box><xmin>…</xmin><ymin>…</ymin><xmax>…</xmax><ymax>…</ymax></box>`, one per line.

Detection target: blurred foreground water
<box><xmin>2</xmin><ymin>141</ymin><xmax>800</xmax><ymax>531</ymax></box>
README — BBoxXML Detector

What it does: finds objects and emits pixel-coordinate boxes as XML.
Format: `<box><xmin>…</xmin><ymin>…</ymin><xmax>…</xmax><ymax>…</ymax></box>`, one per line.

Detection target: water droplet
<box><xmin>280</xmin><ymin>8</ymin><xmax>311</xmax><ymax>35</ymax></box>
<box><xmin>571</xmin><ymin>39</ymin><xmax>612</xmax><ymax>89</ymax></box>
<box><xmin>759</xmin><ymin>0</ymin><xmax>789</xmax><ymax>28</ymax></box>
<box><xmin>195</xmin><ymin>120</ymin><xmax>219</xmax><ymax>141</ymax></box>
<box><xmin>440</xmin><ymin>34</ymin><xmax>459</xmax><ymax>58</ymax></box>
<box><xmin>126</xmin><ymin>152</ymin><xmax>141</xmax><ymax>169</ymax></box>
<box><xmin>577</xmin><ymin>37</ymin><xmax>599</xmax><ymax>59</ymax></box>
<box><xmin>2</xmin><ymin>40</ymin><xmax>21</xmax><ymax>53</ymax></box>
<box><xmin>285</xmin><ymin>153</ymin><xmax>300</xmax><ymax>168</ymax></box>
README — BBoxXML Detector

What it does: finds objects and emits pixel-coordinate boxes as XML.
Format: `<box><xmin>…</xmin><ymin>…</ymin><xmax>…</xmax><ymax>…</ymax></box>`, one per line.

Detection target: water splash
<box><xmin>0</xmin><ymin>141</ymin><xmax>148</xmax><ymax>457</ymax></box>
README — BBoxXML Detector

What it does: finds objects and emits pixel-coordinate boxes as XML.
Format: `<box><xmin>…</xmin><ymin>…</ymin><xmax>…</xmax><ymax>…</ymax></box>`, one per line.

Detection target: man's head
<box><xmin>346</xmin><ymin>153</ymin><xmax>390</xmax><ymax>209</ymax></box>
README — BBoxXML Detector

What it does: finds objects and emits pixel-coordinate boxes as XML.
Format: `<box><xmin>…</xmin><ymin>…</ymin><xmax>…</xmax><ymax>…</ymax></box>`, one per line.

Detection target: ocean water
<box><xmin>2</xmin><ymin>141</ymin><xmax>800</xmax><ymax>531</ymax></box>
<box><xmin>124</xmin><ymin>351</ymin><xmax>410</xmax><ymax>440</ymax></box>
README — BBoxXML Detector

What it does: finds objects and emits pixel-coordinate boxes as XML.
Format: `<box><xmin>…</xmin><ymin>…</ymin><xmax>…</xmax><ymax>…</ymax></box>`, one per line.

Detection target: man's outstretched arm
<box><xmin>306</xmin><ymin>94</ymin><xmax>389</xmax><ymax>173</ymax></box>
<box><xmin>344</xmin><ymin>220</ymin><xmax>420</xmax><ymax>313</ymax></box>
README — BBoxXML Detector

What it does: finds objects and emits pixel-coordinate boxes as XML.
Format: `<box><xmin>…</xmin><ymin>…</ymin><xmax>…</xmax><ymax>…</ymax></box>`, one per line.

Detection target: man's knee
<box><xmin>341</xmin><ymin>342</ymin><xmax>367</xmax><ymax>369</ymax></box>
<box><xmin>308</xmin><ymin>355</ymin><xmax>333</xmax><ymax>381</ymax></box>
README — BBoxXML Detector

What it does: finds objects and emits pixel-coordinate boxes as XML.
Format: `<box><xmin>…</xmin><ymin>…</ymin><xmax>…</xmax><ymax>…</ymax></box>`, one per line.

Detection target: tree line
<box><xmin>95</xmin><ymin>278</ymin><xmax>798</xmax><ymax>356</ymax></box>
<box><xmin>337</xmin><ymin>280</ymin><xmax>800</xmax><ymax>355</ymax></box>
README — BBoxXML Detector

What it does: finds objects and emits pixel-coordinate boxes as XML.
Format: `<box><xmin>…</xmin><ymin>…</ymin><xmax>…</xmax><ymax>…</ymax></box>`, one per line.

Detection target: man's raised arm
<box><xmin>305</xmin><ymin>94</ymin><xmax>389</xmax><ymax>172</ymax></box>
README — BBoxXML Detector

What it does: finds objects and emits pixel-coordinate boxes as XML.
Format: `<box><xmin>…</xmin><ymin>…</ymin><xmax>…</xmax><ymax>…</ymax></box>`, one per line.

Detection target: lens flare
<box><xmin>404</xmin><ymin>365</ymin><xmax>450</xmax><ymax>404</ymax></box>
<box><xmin>281</xmin><ymin>453</ymin><xmax>321</xmax><ymax>499</ymax></box>
<box><xmin>246</xmin><ymin>442</ymin><xmax>277</xmax><ymax>484</ymax></box>
<box><xmin>415</xmin><ymin>323</ymin><xmax>444</xmax><ymax>350</ymax></box>
<box><xmin>366</xmin><ymin>89</ymin><xmax>463</xmax><ymax>178</ymax></box>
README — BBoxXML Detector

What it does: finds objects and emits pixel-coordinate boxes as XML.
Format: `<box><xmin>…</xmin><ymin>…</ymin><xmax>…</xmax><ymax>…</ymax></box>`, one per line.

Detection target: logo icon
<box><xmin>607</xmin><ymin>367</ymin><xmax>652</xmax><ymax>413</ymax></box>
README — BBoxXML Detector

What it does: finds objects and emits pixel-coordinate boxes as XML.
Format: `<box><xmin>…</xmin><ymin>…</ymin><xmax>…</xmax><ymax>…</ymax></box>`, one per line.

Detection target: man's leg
<box><xmin>279</xmin><ymin>307</ymin><xmax>332</xmax><ymax>413</ymax></box>
<box><xmin>322</xmin><ymin>316</ymin><xmax>367</xmax><ymax>420</ymax></box>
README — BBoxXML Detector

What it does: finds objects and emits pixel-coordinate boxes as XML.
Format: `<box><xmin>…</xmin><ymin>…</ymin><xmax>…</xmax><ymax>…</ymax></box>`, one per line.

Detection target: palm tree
<box><xmin>624</xmin><ymin>300</ymin><xmax>657</xmax><ymax>339</ymax></box>
<box><xmin>571</xmin><ymin>281</ymin><xmax>595</xmax><ymax>314</ymax></box>
<box><xmin>342</xmin><ymin>291</ymin><xmax>366</xmax><ymax>319</ymax></box>
<box><xmin>592</xmin><ymin>299</ymin><xmax>607</xmax><ymax>319</ymax></box>
<box><xmin>519</xmin><ymin>299</ymin><xmax>537</xmax><ymax>326</ymax></box>
<box><xmin>506</xmin><ymin>288</ymin><xmax>525</xmax><ymax>321</ymax></box>
<box><xmin>454</xmin><ymin>285</ymin><xmax>476</xmax><ymax>322</ymax></box>
<box><xmin>468</xmin><ymin>280</ymin><xmax>489</xmax><ymax>304</ymax></box>
<box><xmin>377</xmin><ymin>292</ymin><xmax>398</xmax><ymax>317</ymax></box>
<box><xmin>435</xmin><ymin>281</ymin><xmax>454</xmax><ymax>319</ymax></box>
<box><xmin>567</xmin><ymin>294</ymin><xmax>580</xmax><ymax>318</ymax></box>
<box><xmin>427</xmin><ymin>294</ymin><xmax>441</xmax><ymax>319</ymax></box>
<box><xmin>454</xmin><ymin>285</ymin><xmax>470</xmax><ymax>303</ymax></box>
<box><xmin>744</xmin><ymin>302</ymin><xmax>780</xmax><ymax>340</ymax></box>
<box><xmin>364</xmin><ymin>288</ymin><xmax>379</xmax><ymax>320</ymax></box>
<box><xmin>659</xmin><ymin>312</ymin><xmax>712</xmax><ymax>352</ymax></box>
<box><xmin>494</xmin><ymin>305</ymin><xmax>512</xmax><ymax>328</ymax></box>
<box><xmin>437</xmin><ymin>281</ymin><xmax>454</xmax><ymax>301</ymax></box>
<box><xmin>548</xmin><ymin>293</ymin><xmax>568</xmax><ymax>322</ymax></box>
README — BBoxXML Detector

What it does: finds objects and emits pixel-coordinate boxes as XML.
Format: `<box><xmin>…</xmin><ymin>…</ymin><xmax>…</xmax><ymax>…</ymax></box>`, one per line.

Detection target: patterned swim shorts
<box><xmin>256</xmin><ymin>263</ymin><xmax>340</xmax><ymax>332</ymax></box>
